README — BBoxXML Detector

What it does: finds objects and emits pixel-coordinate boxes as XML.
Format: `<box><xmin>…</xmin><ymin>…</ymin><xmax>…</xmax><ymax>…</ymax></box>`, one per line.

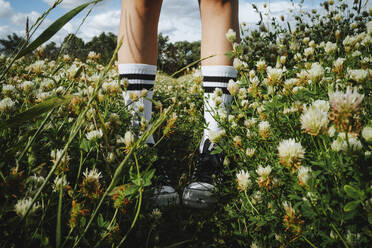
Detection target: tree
<box><xmin>62</xmin><ymin>33</ymin><xmax>86</xmax><ymax>59</ymax></box>
<box><xmin>85</xmin><ymin>32</ymin><xmax>117</xmax><ymax>64</ymax></box>
<box><xmin>0</xmin><ymin>33</ymin><xmax>27</xmax><ymax>56</ymax></box>
<box><xmin>43</xmin><ymin>41</ymin><xmax>59</xmax><ymax>60</ymax></box>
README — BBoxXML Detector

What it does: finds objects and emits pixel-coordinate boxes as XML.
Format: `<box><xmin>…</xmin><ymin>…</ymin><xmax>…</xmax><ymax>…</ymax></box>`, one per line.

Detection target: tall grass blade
<box><xmin>0</xmin><ymin>95</ymin><xmax>72</xmax><ymax>130</ymax></box>
<box><xmin>15</xmin><ymin>0</ymin><xmax>101</xmax><ymax>60</ymax></box>
<box><xmin>56</xmin><ymin>177</ymin><xmax>63</xmax><ymax>248</ymax></box>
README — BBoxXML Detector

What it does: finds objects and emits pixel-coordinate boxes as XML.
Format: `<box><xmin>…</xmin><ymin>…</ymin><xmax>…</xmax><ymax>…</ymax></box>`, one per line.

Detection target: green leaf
<box><xmin>344</xmin><ymin>185</ymin><xmax>363</xmax><ymax>199</ymax></box>
<box><xmin>368</xmin><ymin>215</ymin><xmax>372</xmax><ymax>225</ymax></box>
<box><xmin>79</xmin><ymin>139</ymin><xmax>90</xmax><ymax>152</ymax></box>
<box><xmin>0</xmin><ymin>95</ymin><xmax>72</xmax><ymax>130</ymax></box>
<box><xmin>15</xmin><ymin>1</ymin><xmax>100</xmax><ymax>59</ymax></box>
<box><xmin>123</xmin><ymin>185</ymin><xmax>139</xmax><ymax>197</ymax></box>
<box><xmin>343</xmin><ymin>200</ymin><xmax>360</xmax><ymax>212</ymax></box>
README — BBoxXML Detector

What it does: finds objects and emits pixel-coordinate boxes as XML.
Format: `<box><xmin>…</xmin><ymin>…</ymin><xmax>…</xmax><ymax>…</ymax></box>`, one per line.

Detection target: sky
<box><xmin>0</xmin><ymin>0</ymin><xmax>370</xmax><ymax>44</ymax></box>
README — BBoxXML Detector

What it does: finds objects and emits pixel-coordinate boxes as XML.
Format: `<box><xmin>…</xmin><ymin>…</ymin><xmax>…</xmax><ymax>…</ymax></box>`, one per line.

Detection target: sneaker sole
<box><xmin>151</xmin><ymin>192</ymin><xmax>180</xmax><ymax>207</ymax></box>
<box><xmin>182</xmin><ymin>187</ymin><xmax>217</xmax><ymax>209</ymax></box>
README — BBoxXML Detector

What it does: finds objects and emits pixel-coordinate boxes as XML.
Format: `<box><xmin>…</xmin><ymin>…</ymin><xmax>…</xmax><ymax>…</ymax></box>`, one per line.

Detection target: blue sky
<box><xmin>0</xmin><ymin>0</ymin><xmax>369</xmax><ymax>44</ymax></box>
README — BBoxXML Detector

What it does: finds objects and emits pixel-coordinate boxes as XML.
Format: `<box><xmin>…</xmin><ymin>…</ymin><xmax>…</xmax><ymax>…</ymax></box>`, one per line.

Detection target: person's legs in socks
<box><xmin>118</xmin><ymin>0</ymin><xmax>179</xmax><ymax>207</ymax></box>
<box><xmin>183</xmin><ymin>0</ymin><xmax>239</xmax><ymax>208</ymax></box>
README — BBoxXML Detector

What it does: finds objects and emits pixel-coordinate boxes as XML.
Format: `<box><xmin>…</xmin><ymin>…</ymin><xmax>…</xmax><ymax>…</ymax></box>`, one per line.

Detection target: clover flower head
<box><xmin>209</xmin><ymin>129</ymin><xmax>226</xmax><ymax>143</ymax></box>
<box><xmin>236</xmin><ymin>170</ymin><xmax>251</xmax><ymax>191</ymax></box>
<box><xmin>225</xmin><ymin>28</ymin><xmax>236</xmax><ymax>42</ymax></box>
<box><xmin>0</xmin><ymin>97</ymin><xmax>16</xmax><ymax>113</ymax></box>
<box><xmin>298</xmin><ymin>166</ymin><xmax>312</xmax><ymax>186</ymax></box>
<box><xmin>362</xmin><ymin>126</ymin><xmax>372</xmax><ymax>143</ymax></box>
<box><xmin>83</xmin><ymin>168</ymin><xmax>102</xmax><ymax>182</ymax></box>
<box><xmin>278</xmin><ymin>139</ymin><xmax>305</xmax><ymax>168</ymax></box>
<box><xmin>53</xmin><ymin>175</ymin><xmax>68</xmax><ymax>192</ymax></box>
<box><xmin>86</xmin><ymin>129</ymin><xmax>103</xmax><ymax>141</ymax></box>
<box><xmin>347</xmin><ymin>69</ymin><xmax>368</xmax><ymax>83</ymax></box>
<box><xmin>14</xmin><ymin>197</ymin><xmax>40</xmax><ymax>217</ymax></box>
<box><xmin>256</xmin><ymin>165</ymin><xmax>272</xmax><ymax>178</ymax></box>
<box><xmin>301</xmin><ymin>106</ymin><xmax>329</xmax><ymax>136</ymax></box>
<box><xmin>227</xmin><ymin>79</ymin><xmax>239</xmax><ymax>95</ymax></box>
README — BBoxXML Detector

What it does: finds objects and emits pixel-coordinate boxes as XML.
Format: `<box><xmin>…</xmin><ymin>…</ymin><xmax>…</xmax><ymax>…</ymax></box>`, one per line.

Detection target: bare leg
<box><xmin>199</xmin><ymin>0</ymin><xmax>239</xmax><ymax>66</ymax></box>
<box><xmin>118</xmin><ymin>0</ymin><xmax>163</xmax><ymax>65</ymax></box>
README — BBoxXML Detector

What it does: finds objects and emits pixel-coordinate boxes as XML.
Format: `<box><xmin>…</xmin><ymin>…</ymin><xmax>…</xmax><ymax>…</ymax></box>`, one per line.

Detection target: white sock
<box><xmin>200</xmin><ymin>65</ymin><xmax>237</xmax><ymax>153</ymax></box>
<box><xmin>119</xmin><ymin>64</ymin><xmax>156</xmax><ymax>145</ymax></box>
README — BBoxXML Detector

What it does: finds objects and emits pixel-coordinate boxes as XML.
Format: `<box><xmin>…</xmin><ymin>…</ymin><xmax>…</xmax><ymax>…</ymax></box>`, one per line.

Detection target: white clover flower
<box><xmin>21</xmin><ymin>81</ymin><xmax>34</xmax><ymax>92</ymax></box>
<box><xmin>53</xmin><ymin>175</ymin><xmax>68</xmax><ymax>192</ymax></box>
<box><xmin>331</xmin><ymin>133</ymin><xmax>363</xmax><ymax>152</ymax></box>
<box><xmin>233</xmin><ymin>58</ymin><xmax>246</xmax><ymax>70</ymax></box>
<box><xmin>347</xmin><ymin>69</ymin><xmax>368</xmax><ymax>83</ymax></box>
<box><xmin>14</xmin><ymin>197</ymin><xmax>40</xmax><ymax>217</ymax></box>
<box><xmin>83</xmin><ymin>168</ymin><xmax>102</xmax><ymax>182</ymax></box>
<box><xmin>225</xmin><ymin>28</ymin><xmax>236</xmax><ymax>42</ymax></box>
<box><xmin>238</xmin><ymin>88</ymin><xmax>247</xmax><ymax>100</ymax></box>
<box><xmin>328</xmin><ymin>125</ymin><xmax>336</xmax><ymax>137</ymax></box>
<box><xmin>249</xmin><ymin>70</ymin><xmax>256</xmax><ymax>79</ymax></box>
<box><xmin>250</xmin><ymin>241</ymin><xmax>262</xmax><ymax>248</ymax></box>
<box><xmin>151</xmin><ymin>208</ymin><xmax>162</xmax><ymax>220</ymax></box>
<box><xmin>303</xmin><ymin>37</ymin><xmax>310</xmax><ymax>44</ymax></box>
<box><xmin>284</xmin><ymin>78</ymin><xmax>299</xmax><ymax>89</ymax></box>
<box><xmin>362</xmin><ymin>126</ymin><xmax>372</xmax><ymax>143</ymax></box>
<box><xmin>50</xmin><ymin>149</ymin><xmax>70</xmax><ymax>164</ymax></box>
<box><xmin>236</xmin><ymin>170</ymin><xmax>251</xmax><ymax>191</ymax></box>
<box><xmin>251</xmin><ymin>191</ymin><xmax>263</xmax><ymax>205</ymax></box>
<box><xmin>333</xmin><ymin>58</ymin><xmax>345</xmax><ymax>72</ymax></box>
<box><xmin>266</xmin><ymin>67</ymin><xmax>283</xmax><ymax>84</ymax></box>
<box><xmin>2</xmin><ymin>84</ymin><xmax>17</xmax><ymax>95</ymax></box>
<box><xmin>209</xmin><ymin>129</ymin><xmax>226</xmax><ymax>143</ymax></box>
<box><xmin>278</xmin><ymin>139</ymin><xmax>305</xmax><ymax>167</ymax></box>
<box><xmin>282</xmin><ymin>201</ymin><xmax>295</xmax><ymax>215</ymax></box>
<box><xmin>304</xmin><ymin>47</ymin><xmax>314</xmax><ymax>57</ymax></box>
<box><xmin>0</xmin><ymin>97</ymin><xmax>16</xmax><ymax>113</ymax></box>
<box><xmin>40</xmin><ymin>79</ymin><xmax>55</xmax><ymax>91</ymax></box>
<box><xmin>300</xmin><ymin>107</ymin><xmax>329</xmax><ymax>136</ymax></box>
<box><xmin>324</xmin><ymin>41</ymin><xmax>337</xmax><ymax>54</ymax></box>
<box><xmin>258</xmin><ymin>121</ymin><xmax>270</xmax><ymax>138</ymax></box>
<box><xmin>308</xmin><ymin>63</ymin><xmax>324</xmax><ymax>83</ymax></box>
<box><xmin>328</xmin><ymin>86</ymin><xmax>364</xmax><ymax>113</ymax></box>
<box><xmin>256</xmin><ymin>60</ymin><xmax>266</xmax><ymax>72</ymax></box>
<box><xmin>256</xmin><ymin>165</ymin><xmax>272</xmax><ymax>178</ymax></box>
<box><xmin>124</xmin><ymin>131</ymin><xmax>135</xmax><ymax>147</ymax></box>
<box><xmin>245</xmin><ymin>148</ymin><xmax>256</xmax><ymax>157</ymax></box>
<box><xmin>86</xmin><ymin>129</ymin><xmax>103</xmax><ymax>141</ymax></box>
<box><xmin>227</xmin><ymin>79</ymin><xmax>239</xmax><ymax>95</ymax></box>
<box><xmin>311</xmin><ymin>100</ymin><xmax>330</xmax><ymax>113</ymax></box>
<box><xmin>88</xmin><ymin>51</ymin><xmax>97</xmax><ymax>59</ymax></box>
<box><xmin>29</xmin><ymin>60</ymin><xmax>45</xmax><ymax>73</ymax></box>
<box><xmin>102</xmin><ymin>81</ymin><xmax>121</xmax><ymax>93</ymax></box>
<box><xmin>298</xmin><ymin>166</ymin><xmax>312</xmax><ymax>186</ymax></box>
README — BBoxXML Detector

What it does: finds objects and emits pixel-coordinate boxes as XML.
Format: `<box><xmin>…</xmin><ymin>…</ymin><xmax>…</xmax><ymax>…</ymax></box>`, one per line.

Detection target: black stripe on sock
<box><xmin>119</xmin><ymin>73</ymin><xmax>156</xmax><ymax>81</ymax></box>
<box><xmin>203</xmin><ymin>76</ymin><xmax>236</xmax><ymax>83</ymax></box>
<box><xmin>126</xmin><ymin>83</ymin><xmax>154</xmax><ymax>91</ymax></box>
<box><xmin>203</xmin><ymin>86</ymin><xmax>230</xmax><ymax>95</ymax></box>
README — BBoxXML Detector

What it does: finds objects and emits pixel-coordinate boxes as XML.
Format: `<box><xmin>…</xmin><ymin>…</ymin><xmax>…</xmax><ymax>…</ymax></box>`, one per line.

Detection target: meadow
<box><xmin>0</xmin><ymin>0</ymin><xmax>371</xmax><ymax>247</ymax></box>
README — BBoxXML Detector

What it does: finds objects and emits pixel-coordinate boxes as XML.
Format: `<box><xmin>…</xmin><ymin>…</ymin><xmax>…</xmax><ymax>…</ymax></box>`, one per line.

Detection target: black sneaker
<box><xmin>150</xmin><ymin>159</ymin><xmax>180</xmax><ymax>207</ymax></box>
<box><xmin>182</xmin><ymin>139</ymin><xmax>223</xmax><ymax>208</ymax></box>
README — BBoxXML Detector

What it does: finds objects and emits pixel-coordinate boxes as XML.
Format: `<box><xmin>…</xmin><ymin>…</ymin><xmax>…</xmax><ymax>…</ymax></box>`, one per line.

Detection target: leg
<box><xmin>118</xmin><ymin>0</ymin><xmax>180</xmax><ymax>207</ymax></box>
<box><xmin>183</xmin><ymin>0</ymin><xmax>240</xmax><ymax>209</ymax></box>
<box><xmin>199</xmin><ymin>0</ymin><xmax>239</xmax><ymax>150</ymax></box>
<box><xmin>118</xmin><ymin>0</ymin><xmax>162</xmax><ymax>144</ymax></box>
<box><xmin>199</xmin><ymin>0</ymin><xmax>239</xmax><ymax>66</ymax></box>
<box><xmin>118</xmin><ymin>0</ymin><xmax>163</xmax><ymax>65</ymax></box>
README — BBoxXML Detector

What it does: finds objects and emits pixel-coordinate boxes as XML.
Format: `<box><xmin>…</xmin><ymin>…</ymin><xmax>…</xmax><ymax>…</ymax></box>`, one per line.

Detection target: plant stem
<box><xmin>244</xmin><ymin>190</ymin><xmax>259</xmax><ymax>214</ymax></box>
<box><xmin>330</xmin><ymin>223</ymin><xmax>349</xmax><ymax>248</ymax></box>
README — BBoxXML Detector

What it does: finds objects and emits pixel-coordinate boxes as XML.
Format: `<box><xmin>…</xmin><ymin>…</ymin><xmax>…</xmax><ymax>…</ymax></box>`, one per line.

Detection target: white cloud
<box><xmin>0</xmin><ymin>0</ymin><xmax>12</xmax><ymax>18</ymax></box>
<box><xmin>11</xmin><ymin>11</ymin><xmax>41</xmax><ymax>27</ymax></box>
<box><xmin>159</xmin><ymin>0</ymin><xmax>201</xmax><ymax>42</ymax></box>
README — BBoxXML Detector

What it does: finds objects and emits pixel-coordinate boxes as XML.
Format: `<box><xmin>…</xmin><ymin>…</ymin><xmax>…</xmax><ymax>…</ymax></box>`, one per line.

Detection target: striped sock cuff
<box><xmin>202</xmin><ymin>66</ymin><xmax>237</xmax><ymax>94</ymax></box>
<box><xmin>119</xmin><ymin>64</ymin><xmax>156</xmax><ymax>91</ymax></box>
